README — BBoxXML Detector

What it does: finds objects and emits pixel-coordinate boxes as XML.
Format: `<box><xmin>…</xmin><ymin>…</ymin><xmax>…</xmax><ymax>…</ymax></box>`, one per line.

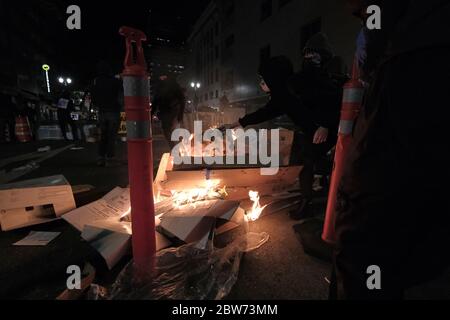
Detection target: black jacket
<box><xmin>239</xmin><ymin>56</ymin><xmax>344</xmax><ymax>138</ymax></box>
<box><xmin>91</xmin><ymin>75</ymin><xmax>123</xmax><ymax>113</ymax></box>
<box><xmin>152</xmin><ymin>78</ymin><xmax>186</xmax><ymax>122</ymax></box>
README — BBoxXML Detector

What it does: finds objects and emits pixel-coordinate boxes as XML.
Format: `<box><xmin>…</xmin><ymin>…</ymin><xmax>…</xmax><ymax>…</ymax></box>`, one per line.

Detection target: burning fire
<box><xmin>171</xmin><ymin>180</ymin><xmax>227</xmax><ymax>208</ymax></box>
<box><xmin>231</xmin><ymin>129</ymin><xmax>238</xmax><ymax>142</ymax></box>
<box><xmin>247</xmin><ymin>191</ymin><xmax>267</xmax><ymax>222</ymax></box>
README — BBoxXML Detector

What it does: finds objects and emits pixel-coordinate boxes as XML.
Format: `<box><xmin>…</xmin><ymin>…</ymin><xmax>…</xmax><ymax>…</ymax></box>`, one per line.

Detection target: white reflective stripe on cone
<box><xmin>343</xmin><ymin>88</ymin><xmax>364</xmax><ymax>103</ymax></box>
<box><xmin>339</xmin><ymin>120</ymin><xmax>354</xmax><ymax>135</ymax></box>
<box><xmin>123</xmin><ymin>77</ymin><xmax>150</xmax><ymax>97</ymax></box>
<box><xmin>127</xmin><ymin>120</ymin><xmax>152</xmax><ymax>139</ymax></box>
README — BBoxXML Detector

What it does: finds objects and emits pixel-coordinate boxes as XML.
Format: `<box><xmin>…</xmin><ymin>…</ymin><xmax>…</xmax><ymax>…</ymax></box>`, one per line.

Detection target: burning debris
<box><xmin>247</xmin><ymin>191</ymin><xmax>268</xmax><ymax>222</ymax></box>
<box><xmin>171</xmin><ymin>180</ymin><xmax>227</xmax><ymax>208</ymax></box>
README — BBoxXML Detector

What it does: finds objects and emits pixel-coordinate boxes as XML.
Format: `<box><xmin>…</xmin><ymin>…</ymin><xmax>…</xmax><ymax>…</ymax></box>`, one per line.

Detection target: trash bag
<box><xmin>88</xmin><ymin>232</ymin><xmax>269</xmax><ymax>300</ymax></box>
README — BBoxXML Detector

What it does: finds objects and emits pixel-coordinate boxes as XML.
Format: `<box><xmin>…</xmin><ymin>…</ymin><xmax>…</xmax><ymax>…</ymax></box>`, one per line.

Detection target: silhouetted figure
<box><xmin>333</xmin><ymin>0</ymin><xmax>450</xmax><ymax>299</ymax></box>
<box><xmin>0</xmin><ymin>92</ymin><xmax>17</xmax><ymax>143</ymax></box>
<box><xmin>57</xmin><ymin>90</ymin><xmax>79</xmax><ymax>141</ymax></box>
<box><xmin>91</xmin><ymin>61</ymin><xmax>123</xmax><ymax>167</ymax></box>
<box><xmin>152</xmin><ymin>76</ymin><xmax>186</xmax><ymax>148</ymax></box>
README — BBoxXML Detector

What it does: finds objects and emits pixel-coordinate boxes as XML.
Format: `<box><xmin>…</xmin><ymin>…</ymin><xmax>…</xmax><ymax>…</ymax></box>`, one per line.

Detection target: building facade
<box><xmin>146</xmin><ymin>11</ymin><xmax>189</xmax><ymax>96</ymax></box>
<box><xmin>0</xmin><ymin>1</ymin><xmax>63</xmax><ymax>97</ymax></box>
<box><xmin>184</xmin><ymin>0</ymin><xmax>361</xmax><ymax>111</ymax></box>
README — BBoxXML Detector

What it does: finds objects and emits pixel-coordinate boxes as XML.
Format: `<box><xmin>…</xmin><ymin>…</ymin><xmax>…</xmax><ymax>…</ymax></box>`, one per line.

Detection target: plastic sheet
<box><xmin>88</xmin><ymin>232</ymin><xmax>269</xmax><ymax>300</ymax></box>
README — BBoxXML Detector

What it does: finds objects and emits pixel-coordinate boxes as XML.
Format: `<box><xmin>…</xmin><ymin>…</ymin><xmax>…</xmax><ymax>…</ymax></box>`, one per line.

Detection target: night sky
<box><xmin>56</xmin><ymin>0</ymin><xmax>211</xmax><ymax>86</ymax></box>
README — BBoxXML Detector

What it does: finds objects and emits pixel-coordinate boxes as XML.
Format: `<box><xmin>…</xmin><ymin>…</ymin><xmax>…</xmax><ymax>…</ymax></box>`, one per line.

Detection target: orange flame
<box><xmin>171</xmin><ymin>180</ymin><xmax>226</xmax><ymax>208</ymax></box>
<box><xmin>247</xmin><ymin>191</ymin><xmax>267</xmax><ymax>221</ymax></box>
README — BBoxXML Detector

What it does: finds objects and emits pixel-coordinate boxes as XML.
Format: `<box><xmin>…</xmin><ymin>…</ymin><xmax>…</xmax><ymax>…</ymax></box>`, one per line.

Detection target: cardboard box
<box><xmin>63</xmin><ymin>187</ymin><xmax>171</xmax><ymax>269</ymax></box>
<box><xmin>0</xmin><ymin>175</ymin><xmax>76</xmax><ymax>231</ymax></box>
<box><xmin>158</xmin><ymin>200</ymin><xmax>245</xmax><ymax>249</ymax></box>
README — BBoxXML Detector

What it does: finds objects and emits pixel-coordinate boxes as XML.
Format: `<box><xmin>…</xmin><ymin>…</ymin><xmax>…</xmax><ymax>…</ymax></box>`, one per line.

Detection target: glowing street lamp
<box><xmin>42</xmin><ymin>64</ymin><xmax>51</xmax><ymax>93</ymax></box>
<box><xmin>58</xmin><ymin>77</ymin><xmax>73</xmax><ymax>86</ymax></box>
<box><xmin>191</xmin><ymin>81</ymin><xmax>201</xmax><ymax>89</ymax></box>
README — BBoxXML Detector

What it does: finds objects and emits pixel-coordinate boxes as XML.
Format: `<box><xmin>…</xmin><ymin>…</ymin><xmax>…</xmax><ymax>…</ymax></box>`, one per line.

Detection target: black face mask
<box><xmin>303</xmin><ymin>59</ymin><xmax>321</xmax><ymax>74</ymax></box>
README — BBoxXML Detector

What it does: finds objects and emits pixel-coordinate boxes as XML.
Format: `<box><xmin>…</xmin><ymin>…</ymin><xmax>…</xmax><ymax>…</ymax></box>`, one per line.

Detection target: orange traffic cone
<box><xmin>15</xmin><ymin>116</ymin><xmax>33</xmax><ymax>143</ymax></box>
<box><xmin>322</xmin><ymin>59</ymin><xmax>364</xmax><ymax>245</ymax></box>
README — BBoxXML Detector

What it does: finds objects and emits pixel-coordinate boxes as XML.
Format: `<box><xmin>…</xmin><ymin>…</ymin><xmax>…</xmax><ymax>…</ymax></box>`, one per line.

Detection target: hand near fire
<box><xmin>218</xmin><ymin>122</ymin><xmax>241</xmax><ymax>133</ymax></box>
<box><xmin>313</xmin><ymin>127</ymin><xmax>329</xmax><ymax>144</ymax></box>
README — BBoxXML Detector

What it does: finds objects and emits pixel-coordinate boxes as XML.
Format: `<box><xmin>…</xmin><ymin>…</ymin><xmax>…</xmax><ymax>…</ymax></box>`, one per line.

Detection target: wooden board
<box><xmin>161</xmin><ymin>166</ymin><xmax>302</xmax><ymax>191</ymax></box>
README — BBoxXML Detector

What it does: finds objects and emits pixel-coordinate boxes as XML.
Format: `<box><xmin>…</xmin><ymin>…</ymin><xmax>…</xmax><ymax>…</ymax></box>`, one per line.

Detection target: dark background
<box><xmin>57</xmin><ymin>0</ymin><xmax>210</xmax><ymax>82</ymax></box>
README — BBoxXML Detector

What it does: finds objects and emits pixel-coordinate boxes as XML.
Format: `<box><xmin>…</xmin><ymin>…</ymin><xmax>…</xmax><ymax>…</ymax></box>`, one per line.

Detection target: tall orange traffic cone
<box><xmin>322</xmin><ymin>59</ymin><xmax>364</xmax><ymax>245</ymax></box>
<box><xmin>15</xmin><ymin>116</ymin><xmax>32</xmax><ymax>143</ymax></box>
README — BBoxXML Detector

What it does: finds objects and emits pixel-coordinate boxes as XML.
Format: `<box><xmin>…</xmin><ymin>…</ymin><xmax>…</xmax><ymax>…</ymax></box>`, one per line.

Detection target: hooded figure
<box><xmin>233</xmin><ymin>50</ymin><xmax>345</xmax><ymax>219</ymax></box>
<box><xmin>238</xmin><ymin>56</ymin><xmax>307</xmax><ymax>129</ymax></box>
<box><xmin>91</xmin><ymin>61</ymin><xmax>123</xmax><ymax>166</ymax></box>
<box><xmin>333</xmin><ymin>0</ymin><xmax>450</xmax><ymax>299</ymax></box>
<box><xmin>285</xmin><ymin>34</ymin><xmax>347</xmax><ymax>219</ymax></box>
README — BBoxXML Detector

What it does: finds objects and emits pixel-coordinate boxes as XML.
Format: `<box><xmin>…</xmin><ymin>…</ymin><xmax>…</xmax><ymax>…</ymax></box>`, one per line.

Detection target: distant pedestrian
<box><xmin>152</xmin><ymin>75</ymin><xmax>186</xmax><ymax>148</ymax></box>
<box><xmin>57</xmin><ymin>90</ymin><xmax>79</xmax><ymax>141</ymax></box>
<box><xmin>0</xmin><ymin>92</ymin><xmax>17</xmax><ymax>143</ymax></box>
<box><xmin>91</xmin><ymin>61</ymin><xmax>123</xmax><ymax>167</ymax></box>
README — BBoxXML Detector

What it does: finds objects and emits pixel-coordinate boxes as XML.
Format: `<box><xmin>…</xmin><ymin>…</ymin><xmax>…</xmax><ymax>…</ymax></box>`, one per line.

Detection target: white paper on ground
<box><xmin>63</xmin><ymin>188</ymin><xmax>171</xmax><ymax>269</ymax></box>
<box><xmin>13</xmin><ymin>231</ymin><xmax>61</xmax><ymax>246</ymax></box>
<box><xmin>63</xmin><ymin>187</ymin><xmax>131</xmax><ymax>231</ymax></box>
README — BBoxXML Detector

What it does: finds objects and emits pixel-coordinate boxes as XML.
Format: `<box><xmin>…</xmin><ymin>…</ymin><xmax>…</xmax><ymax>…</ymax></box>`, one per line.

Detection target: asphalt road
<box><xmin>1</xmin><ymin>139</ymin><xmax>449</xmax><ymax>300</ymax></box>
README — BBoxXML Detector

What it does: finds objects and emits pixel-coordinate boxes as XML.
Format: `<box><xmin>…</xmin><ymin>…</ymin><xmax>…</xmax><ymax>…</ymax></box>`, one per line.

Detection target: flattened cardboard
<box><xmin>0</xmin><ymin>175</ymin><xmax>76</xmax><ymax>231</ymax></box>
<box><xmin>158</xmin><ymin>200</ymin><xmax>244</xmax><ymax>249</ymax></box>
<box><xmin>64</xmin><ymin>187</ymin><xmax>171</xmax><ymax>269</ymax></box>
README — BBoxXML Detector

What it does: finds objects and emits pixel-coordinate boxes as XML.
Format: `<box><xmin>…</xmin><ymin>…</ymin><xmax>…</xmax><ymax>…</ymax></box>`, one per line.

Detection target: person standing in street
<box><xmin>333</xmin><ymin>0</ymin><xmax>450</xmax><ymax>299</ymax></box>
<box><xmin>0</xmin><ymin>92</ymin><xmax>17</xmax><ymax>144</ymax></box>
<box><xmin>57</xmin><ymin>90</ymin><xmax>79</xmax><ymax>141</ymax></box>
<box><xmin>221</xmin><ymin>39</ymin><xmax>346</xmax><ymax>220</ymax></box>
<box><xmin>91</xmin><ymin>61</ymin><xmax>123</xmax><ymax>167</ymax></box>
<box><xmin>151</xmin><ymin>75</ymin><xmax>186</xmax><ymax>149</ymax></box>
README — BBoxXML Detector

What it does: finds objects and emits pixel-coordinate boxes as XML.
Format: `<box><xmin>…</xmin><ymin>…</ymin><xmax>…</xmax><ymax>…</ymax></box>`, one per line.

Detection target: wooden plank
<box><xmin>224</xmin><ymin>183</ymin><xmax>301</xmax><ymax>201</ymax></box>
<box><xmin>161</xmin><ymin>166</ymin><xmax>302</xmax><ymax>191</ymax></box>
<box><xmin>153</xmin><ymin>153</ymin><xmax>172</xmax><ymax>197</ymax></box>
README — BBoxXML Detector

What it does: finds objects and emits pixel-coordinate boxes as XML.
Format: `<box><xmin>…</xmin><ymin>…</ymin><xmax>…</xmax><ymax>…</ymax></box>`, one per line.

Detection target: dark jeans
<box><xmin>291</xmin><ymin>131</ymin><xmax>336</xmax><ymax>200</ymax></box>
<box><xmin>0</xmin><ymin>117</ymin><xmax>16</xmax><ymax>143</ymax></box>
<box><xmin>99</xmin><ymin>112</ymin><xmax>120</xmax><ymax>158</ymax></box>
<box><xmin>334</xmin><ymin>48</ymin><xmax>450</xmax><ymax>299</ymax></box>
<box><xmin>57</xmin><ymin>109</ymin><xmax>79</xmax><ymax>141</ymax></box>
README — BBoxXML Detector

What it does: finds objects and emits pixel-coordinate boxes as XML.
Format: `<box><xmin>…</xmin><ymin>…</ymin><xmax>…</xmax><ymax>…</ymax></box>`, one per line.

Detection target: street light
<box><xmin>191</xmin><ymin>82</ymin><xmax>201</xmax><ymax>89</ymax></box>
<box><xmin>58</xmin><ymin>77</ymin><xmax>73</xmax><ymax>86</ymax></box>
<box><xmin>190</xmin><ymin>81</ymin><xmax>201</xmax><ymax>115</ymax></box>
<box><xmin>42</xmin><ymin>64</ymin><xmax>51</xmax><ymax>93</ymax></box>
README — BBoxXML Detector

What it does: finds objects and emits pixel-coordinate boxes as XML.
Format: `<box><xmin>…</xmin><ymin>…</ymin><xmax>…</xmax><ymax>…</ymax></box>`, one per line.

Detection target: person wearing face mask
<box><xmin>288</xmin><ymin>33</ymin><xmax>348</xmax><ymax>219</ymax></box>
<box><xmin>221</xmin><ymin>39</ymin><xmax>346</xmax><ymax>219</ymax></box>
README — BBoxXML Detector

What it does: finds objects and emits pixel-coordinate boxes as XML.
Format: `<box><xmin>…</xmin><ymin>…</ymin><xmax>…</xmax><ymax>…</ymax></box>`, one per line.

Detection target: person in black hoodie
<box><xmin>332</xmin><ymin>0</ymin><xmax>450</xmax><ymax>299</ymax></box>
<box><xmin>288</xmin><ymin>33</ymin><xmax>347</xmax><ymax>219</ymax></box>
<box><xmin>223</xmin><ymin>36</ymin><xmax>345</xmax><ymax>219</ymax></box>
<box><xmin>91</xmin><ymin>61</ymin><xmax>123</xmax><ymax>167</ymax></box>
